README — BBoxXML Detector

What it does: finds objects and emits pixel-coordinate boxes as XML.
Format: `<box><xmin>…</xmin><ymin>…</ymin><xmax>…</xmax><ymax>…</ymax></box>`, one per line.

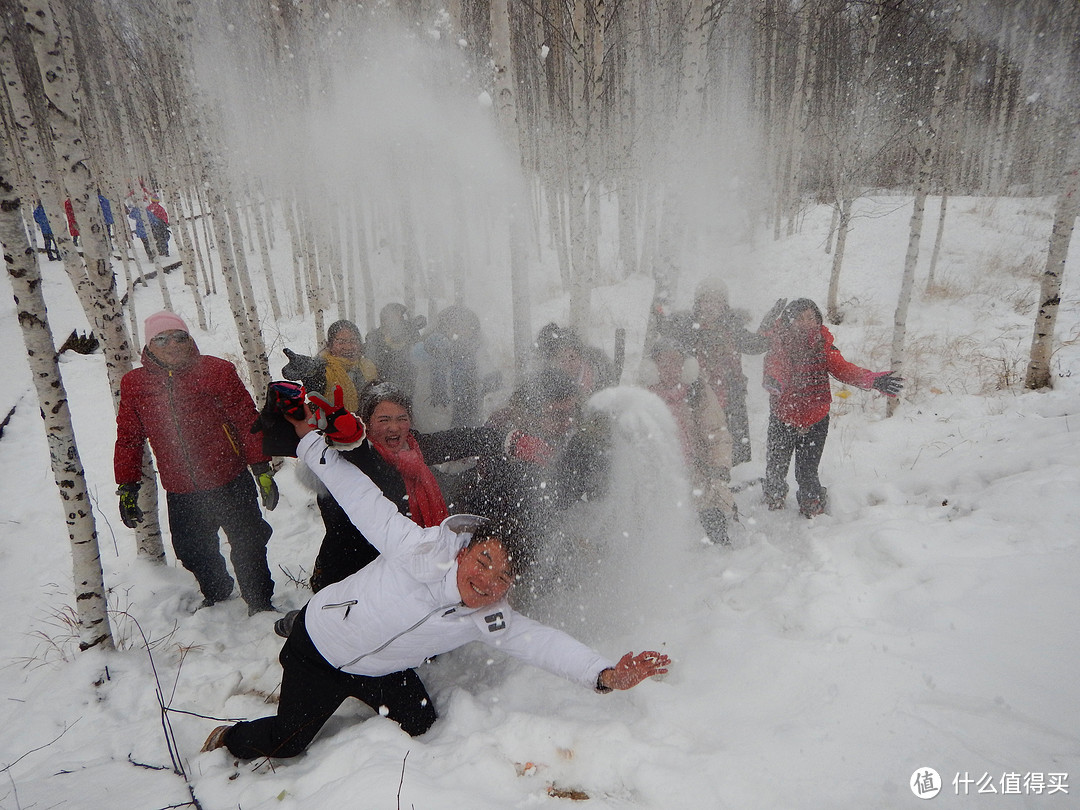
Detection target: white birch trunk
<box><xmin>490</xmin><ymin>0</ymin><xmax>533</xmax><ymax>379</ymax></box>
<box><xmin>1025</xmin><ymin>166</ymin><xmax>1079</xmax><ymax>390</ymax></box>
<box><xmin>0</xmin><ymin>160</ymin><xmax>113</xmax><ymax>651</ymax></box>
<box><xmin>925</xmin><ymin>193</ymin><xmax>949</xmax><ymax>290</ymax></box>
<box><xmin>888</xmin><ymin>22</ymin><xmax>957</xmax><ymax>417</ymax></box>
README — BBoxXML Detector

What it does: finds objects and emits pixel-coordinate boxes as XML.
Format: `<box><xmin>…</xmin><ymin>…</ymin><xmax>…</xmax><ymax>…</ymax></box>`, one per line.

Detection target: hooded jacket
<box><xmin>298</xmin><ymin>431</ymin><xmax>613</xmax><ymax>685</ymax></box>
<box><xmin>114</xmin><ymin>342</ymin><xmax>267</xmax><ymax>492</ymax></box>
<box><xmin>763</xmin><ymin>325</ymin><xmax>877</xmax><ymax>429</ymax></box>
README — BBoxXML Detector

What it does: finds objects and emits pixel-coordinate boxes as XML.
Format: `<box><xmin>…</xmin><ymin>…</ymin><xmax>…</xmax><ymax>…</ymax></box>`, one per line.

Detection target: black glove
<box><xmin>251</xmin><ymin>380</ymin><xmax>306</xmax><ymax>457</ymax></box>
<box><xmin>308</xmin><ymin>386</ymin><xmax>366</xmax><ymax>446</ymax></box>
<box><xmin>117</xmin><ymin>482</ymin><xmax>144</xmax><ymax>528</ymax></box>
<box><xmin>281</xmin><ymin>348</ymin><xmax>321</xmax><ymax>381</ymax></box>
<box><xmin>871</xmin><ymin>372</ymin><xmax>903</xmax><ymax>397</ymax></box>
<box><xmin>758</xmin><ymin>298</ymin><xmax>787</xmax><ymax>333</ymax></box>
<box><xmin>251</xmin><ymin>462</ymin><xmax>279</xmax><ymax>511</ymax></box>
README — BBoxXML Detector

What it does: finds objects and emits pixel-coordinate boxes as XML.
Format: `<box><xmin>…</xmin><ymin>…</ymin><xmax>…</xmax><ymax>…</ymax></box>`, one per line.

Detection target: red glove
<box><xmin>506</xmin><ymin>430</ymin><xmax>556</xmax><ymax>465</ymax></box>
<box><xmin>307</xmin><ymin>386</ymin><xmax>366</xmax><ymax>446</ymax></box>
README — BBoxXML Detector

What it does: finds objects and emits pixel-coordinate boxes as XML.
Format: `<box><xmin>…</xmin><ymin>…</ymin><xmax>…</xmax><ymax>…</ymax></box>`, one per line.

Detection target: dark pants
<box><xmin>310</xmin><ymin>493</ymin><xmax>380</xmax><ymax>593</ymax></box>
<box><xmin>224</xmin><ymin>609</ymin><xmax>437</xmax><ymax>759</ymax></box>
<box><xmin>763</xmin><ymin>413</ymin><xmax>829</xmax><ymax>507</ymax></box>
<box><xmin>166</xmin><ymin>472</ymin><xmax>274</xmax><ymax>609</ymax></box>
<box><xmin>42</xmin><ymin>234</ymin><xmax>60</xmax><ymax>260</ymax></box>
<box><xmin>726</xmin><ymin>389</ymin><xmax>752</xmax><ymax>466</ymax></box>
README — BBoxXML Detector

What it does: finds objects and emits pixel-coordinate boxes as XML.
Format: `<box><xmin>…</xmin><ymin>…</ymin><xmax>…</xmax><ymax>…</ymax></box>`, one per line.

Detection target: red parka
<box><xmin>114</xmin><ymin>343</ymin><xmax>268</xmax><ymax>493</ymax></box>
<box><xmin>763</xmin><ymin>325</ymin><xmax>877</xmax><ymax>429</ymax></box>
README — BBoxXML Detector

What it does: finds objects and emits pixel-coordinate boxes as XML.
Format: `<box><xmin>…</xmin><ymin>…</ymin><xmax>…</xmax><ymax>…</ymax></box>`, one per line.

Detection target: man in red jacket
<box><xmin>114</xmin><ymin>311</ymin><xmax>278</xmax><ymax>613</ymax></box>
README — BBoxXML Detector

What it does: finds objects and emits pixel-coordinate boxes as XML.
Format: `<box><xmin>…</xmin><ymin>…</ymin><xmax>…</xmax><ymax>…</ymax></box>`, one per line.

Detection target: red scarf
<box><xmin>373</xmin><ymin>434</ymin><xmax>449</xmax><ymax>527</ymax></box>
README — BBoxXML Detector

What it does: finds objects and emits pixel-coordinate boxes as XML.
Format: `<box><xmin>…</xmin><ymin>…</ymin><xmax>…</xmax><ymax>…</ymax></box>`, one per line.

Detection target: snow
<box><xmin>1</xmin><ymin>195</ymin><xmax>1078</xmax><ymax>809</ymax></box>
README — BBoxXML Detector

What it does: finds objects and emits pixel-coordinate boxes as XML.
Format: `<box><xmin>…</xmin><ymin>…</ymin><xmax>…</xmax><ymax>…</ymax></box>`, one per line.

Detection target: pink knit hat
<box><xmin>144</xmin><ymin>311</ymin><xmax>189</xmax><ymax>342</ymax></box>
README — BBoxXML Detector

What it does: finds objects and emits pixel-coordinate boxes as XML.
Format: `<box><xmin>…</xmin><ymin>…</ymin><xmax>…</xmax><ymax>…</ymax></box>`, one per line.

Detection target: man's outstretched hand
<box><xmin>599</xmin><ymin>651</ymin><xmax>671</xmax><ymax>691</ymax></box>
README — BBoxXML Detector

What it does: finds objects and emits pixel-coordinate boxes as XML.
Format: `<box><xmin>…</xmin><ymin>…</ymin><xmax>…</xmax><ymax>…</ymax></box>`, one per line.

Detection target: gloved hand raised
<box><xmin>871</xmin><ymin>371</ymin><xmax>903</xmax><ymax>397</ymax></box>
<box><xmin>117</xmin><ymin>482</ymin><xmax>144</xmax><ymax>528</ymax></box>
<box><xmin>307</xmin><ymin>385</ymin><xmax>366</xmax><ymax>447</ymax></box>
<box><xmin>505</xmin><ymin>429</ymin><xmax>556</xmax><ymax>466</ymax></box>
<box><xmin>251</xmin><ymin>462</ymin><xmax>279</xmax><ymax>511</ymax></box>
<box><xmin>281</xmin><ymin>348</ymin><xmax>321</xmax><ymax>381</ymax></box>
<box><xmin>758</xmin><ymin>298</ymin><xmax>788</xmax><ymax>333</ymax></box>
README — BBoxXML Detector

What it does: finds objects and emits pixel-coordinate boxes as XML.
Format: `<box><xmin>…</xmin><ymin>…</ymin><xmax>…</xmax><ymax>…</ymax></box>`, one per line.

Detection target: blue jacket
<box><xmin>33</xmin><ymin>204</ymin><xmax>52</xmax><ymax>235</ymax></box>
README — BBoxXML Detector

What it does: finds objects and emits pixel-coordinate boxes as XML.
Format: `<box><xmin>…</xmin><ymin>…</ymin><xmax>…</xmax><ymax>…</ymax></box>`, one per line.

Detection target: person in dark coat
<box><xmin>33</xmin><ymin>203</ymin><xmax>60</xmax><ymax>260</ymax></box>
<box><xmin>420</xmin><ymin>304</ymin><xmax>501</xmax><ymax>429</ymax></box>
<box><xmin>691</xmin><ymin>279</ymin><xmax>785</xmax><ymax>466</ymax></box>
<box><xmin>146</xmin><ymin>195</ymin><xmax>171</xmax><ymax>256</ymax></box>
<box><xmin>761</xmin><ymin>298</ymin><xmax>902</xmax><ymax>518</ymax></box>
<box><xmin>535</xmin><ymin>322</ymin><xmax>616</xmax><ymax>396</ymax></box>
<box><xmin>114</xmin><ymin>311</ymin><xmax>279</xmax><ymax>613</ymax></box>
<box><xmin>365</xmin><ymin>302</ymin><xmax>425</xmax><ymax>398</ymax></box>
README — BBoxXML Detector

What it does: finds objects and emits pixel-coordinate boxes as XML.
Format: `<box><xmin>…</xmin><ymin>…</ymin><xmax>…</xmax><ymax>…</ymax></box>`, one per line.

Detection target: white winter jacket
<box><xmin>298</xmin><ymin>431</ymin><xmax>613</xmax><ymax>687</ymax></box>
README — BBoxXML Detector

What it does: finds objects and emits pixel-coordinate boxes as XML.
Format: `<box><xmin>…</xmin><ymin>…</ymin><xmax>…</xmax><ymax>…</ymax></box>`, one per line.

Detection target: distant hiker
<box><xmin>416</xmin><ymin>304</ymin><xmax>501</xmax><ymax>429</ymax></box>
<box><xmin>646</xmin><ymin>336</ymin><xmax>736</xmax><ymax>545</ymax></box>
<box><xmin>113</xmin><ymin>311</ymin><xmax>278</xmax><ymax>614</ymax></box>
<box><xmin>365</xmin><ymin>302</ymin><xmax>425</xmax><ymax>398</ymax></box>
<box><xmin>146</xmin><ymin>194</ymin><xmax>171</xmax><ymax>256</ymax></box>
<box><xmin>201</xmin><ymin>399</ymin><xmax>669</xmax><ymax>760</ymax></box>
<box><xmin>98</xmin><ymin>193</ymin><xmax>115</xmax><ymax>240</ymax></box>
<box><xmin>761</xmin><ymin>298</ymin><xmax>902</xmax><ymax>518</ymax></box>
<box><xmin>63</xmin><ymin>199</ymin><xmax>79</xmax><ymax>247</ymax></box>
<box><xmin>32</xmin><ymin>203</ymin><xmax>60</xmax><ymax>260</ymax></box>
<box><xmin>535</xmin><ymin>321</ymin><xmax>616</xmax><ymax>396</ymax></box>
<box><xmin>126</xmin><ymin>198</ymin><xmax>154</xmax><ymax>259</ymax></box>
<box><xmin>282</xmin><ymin>319</ymin><xmax>378</xmax><ymax>413</ymax></box>
<box><xmin>690</xmin><ymin>279</ymin><xmax>784</xmax><ymax>466</ymax></box>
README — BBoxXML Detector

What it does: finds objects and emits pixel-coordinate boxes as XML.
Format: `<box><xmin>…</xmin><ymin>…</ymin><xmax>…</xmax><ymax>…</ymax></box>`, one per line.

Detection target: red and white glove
<box><xmin>307</xmin><ymin>386</ymin><xmax>366</xmax><ymax>447</ymax></box>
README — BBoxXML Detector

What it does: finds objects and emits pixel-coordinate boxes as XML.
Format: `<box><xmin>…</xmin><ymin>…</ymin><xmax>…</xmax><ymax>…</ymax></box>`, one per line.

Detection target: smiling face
<box><xmin>455</xmin><ymin>538</ymin><xmax>514</xmax><ymax>608</ymax></box>
<box><xmin>367</xmin><ymin>400</ymin><xmax>411</xmax><ymax>454</ymax></box>
<box><xmin>329</xmin><ymin>328</ymin><xmax>362</xmax><ymax>360</ymax></box>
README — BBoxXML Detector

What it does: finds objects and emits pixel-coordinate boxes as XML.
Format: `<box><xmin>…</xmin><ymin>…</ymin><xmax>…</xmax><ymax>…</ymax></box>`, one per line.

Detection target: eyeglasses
<box><xmin>150</xmin><ymin>332</ymin><xmax>191</xmax><ymax>347</ymax></box>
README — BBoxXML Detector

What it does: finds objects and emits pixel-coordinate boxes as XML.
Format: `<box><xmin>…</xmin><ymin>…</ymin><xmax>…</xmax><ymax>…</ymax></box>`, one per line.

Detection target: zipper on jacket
<box><xmin>321</xmin><ymin>599</ymin><xmax>359</xmax><ymax>619</ymax></box>
<box><xmin>338</xmin><ymin>601</ymin><xmax>463</xmax><ymax>671</ymax></box>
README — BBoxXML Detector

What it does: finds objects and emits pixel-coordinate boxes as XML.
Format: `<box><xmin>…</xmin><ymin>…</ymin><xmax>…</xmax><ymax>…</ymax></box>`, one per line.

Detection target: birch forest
<box><xmin>1</xmin><ymin>0</ymin><xmax>1078</xmax><ymax>648</ymax></box>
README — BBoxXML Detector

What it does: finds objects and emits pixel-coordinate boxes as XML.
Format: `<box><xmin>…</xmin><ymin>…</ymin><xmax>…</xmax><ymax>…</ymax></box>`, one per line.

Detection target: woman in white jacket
<box><xmin>203</xmin><ymin>407</ymin><xmax>670</xmax><ymax>760</ymax></box>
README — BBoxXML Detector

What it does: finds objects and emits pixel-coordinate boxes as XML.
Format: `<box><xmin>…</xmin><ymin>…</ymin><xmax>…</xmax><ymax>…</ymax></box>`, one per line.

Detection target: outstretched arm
<box><xmin>596</xmin><ymin>651</ymin><xmax>671</xmax><ymax>691</ymax></box>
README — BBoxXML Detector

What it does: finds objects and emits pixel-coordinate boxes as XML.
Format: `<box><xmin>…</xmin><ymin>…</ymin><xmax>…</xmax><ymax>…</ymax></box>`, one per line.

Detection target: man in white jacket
<box><xmin>204</xmin><ymin>408</ymin><xmax>670</xmax><ymax>760</ymax></box>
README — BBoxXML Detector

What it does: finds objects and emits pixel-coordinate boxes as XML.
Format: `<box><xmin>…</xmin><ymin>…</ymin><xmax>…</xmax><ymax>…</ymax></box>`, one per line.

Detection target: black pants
<box><xmin>224</xmin><ymin>609</ymin><xmax>437</xmax><ymax>759</ymax></box>
<box><xmin>166</xmin><ymin>472</ymin><xmax>274</xmax><ymax>608</ymax></box>
<box><xmin>310</xmin><ymin>493</ymin><xmax>380</xmax><ymax>593</ymax></box>
<box><xmin>763</xmin><ymin>413</ymin><xmax>829</xmax><ymax>506</ymax></box>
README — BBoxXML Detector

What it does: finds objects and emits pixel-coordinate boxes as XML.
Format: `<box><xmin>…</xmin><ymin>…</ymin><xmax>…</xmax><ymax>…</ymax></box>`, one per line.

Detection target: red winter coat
<box><xmin>63</xmin><ymin>199</ymin><xmax>79</xmax><ymax>237</ymax></box>
<box><xmin>763</xmin><ymin>325</ymin><xmax>877</xmax><ymax>429</ymax></box>
<box><xmin>114</xmin><ymin>344</ymin><xmax>267</xmax><ymax>493</ymax></box>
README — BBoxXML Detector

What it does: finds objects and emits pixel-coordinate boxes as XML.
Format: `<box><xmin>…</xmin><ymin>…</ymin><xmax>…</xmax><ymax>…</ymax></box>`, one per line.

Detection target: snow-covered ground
<box><xmin>1</xmin><ymin>195</ymin><xmax>1077</xmax><ymax>809</ymax></box>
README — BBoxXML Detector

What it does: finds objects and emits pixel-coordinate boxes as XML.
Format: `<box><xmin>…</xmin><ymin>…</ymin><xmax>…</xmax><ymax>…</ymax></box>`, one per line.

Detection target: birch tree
<box><xmin>1025</xmin><ymin>165</ymin><xmax>1079</xmax><ymax>390</ymax></box>
<box><xmin>0</xmin><ymin>148</ymin><xmax>113</xmax><ymax>652</ymax></box>
<box><xmin>887</xmin><ymin>11</ymin><xmax>958</xmax><ymax>417</ymax></box>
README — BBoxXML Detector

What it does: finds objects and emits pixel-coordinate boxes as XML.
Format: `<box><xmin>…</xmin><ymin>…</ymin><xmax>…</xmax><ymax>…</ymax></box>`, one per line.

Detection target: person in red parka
<box><xmin>114</xmin><ymin>311</ymin><xmax>278</xmax><ymax>613</ymax></box>
<box><xmin>762</xmin><ymin>299</ymin><xmax>902</xmax><ymax>518</ymax></box>
<box><xmin>63</xmin><ymin>199</ymin><xmax>79</xmax><ymax>246</ymax></box>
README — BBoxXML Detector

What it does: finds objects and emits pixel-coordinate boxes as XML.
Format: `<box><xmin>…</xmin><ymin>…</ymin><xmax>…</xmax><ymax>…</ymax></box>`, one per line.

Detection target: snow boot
<box><xmin>201</xmin><ymin>725</ymin><xmax>233</xmax><ymax>753</ymax></box>
<box><xmin>274</xmin><ymin>609</ymin><xmax>300</xmax><ymax>639</ymax></box>
<box><xmin>797</xmin><ymin>488</ymin><xmax>828</xmax><ymax>518</ymax></box>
